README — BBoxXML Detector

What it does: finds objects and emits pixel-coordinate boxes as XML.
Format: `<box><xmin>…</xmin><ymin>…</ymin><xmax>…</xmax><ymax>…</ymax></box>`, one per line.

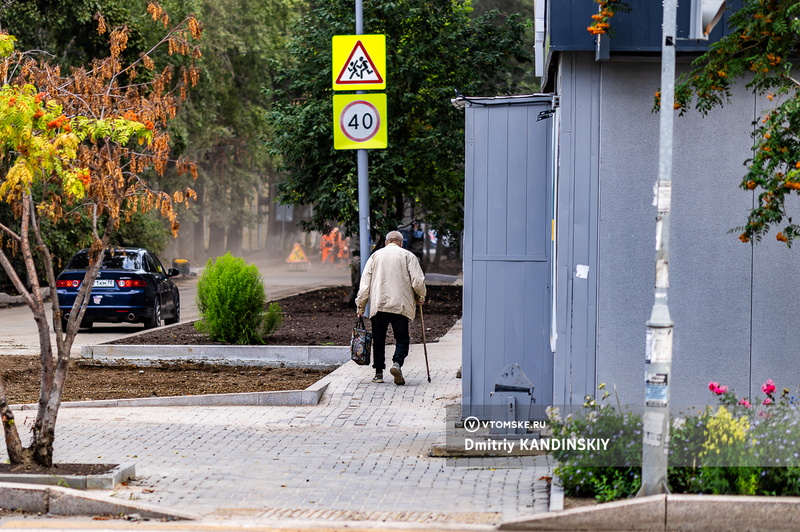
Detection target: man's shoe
<box><xmin>390</xmin><ymin>363</ymin><xmax>405</xmax><ymax>385</ymax></box>
<box><xmin>372</xmin><ymin>373</ymin><xmax>384</xmax><ymax>383</ymax></box>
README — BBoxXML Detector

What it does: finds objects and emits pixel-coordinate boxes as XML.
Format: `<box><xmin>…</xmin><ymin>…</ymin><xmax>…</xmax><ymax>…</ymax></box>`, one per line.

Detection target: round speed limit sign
<box><xmin>341</xmin><ymin>100</ymin><xmax>380</xmax><ymax>142</ymax></box>
<box><xmin>333</xmin><ymin>93</ymin><xmax>387</xmax><ymax>150</ymax></box>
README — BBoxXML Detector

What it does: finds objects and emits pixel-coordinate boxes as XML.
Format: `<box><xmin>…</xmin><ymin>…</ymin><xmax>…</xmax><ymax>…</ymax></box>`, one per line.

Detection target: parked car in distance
<box><xmin>56</xmin><ymin>248</ymin><xmax>180</xmax><ymax>330</ymax></box>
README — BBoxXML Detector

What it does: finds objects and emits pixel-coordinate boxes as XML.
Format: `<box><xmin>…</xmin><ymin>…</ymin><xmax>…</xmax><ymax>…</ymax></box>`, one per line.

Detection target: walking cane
<box><xmin>419</xmin><ymin>303</ymin><xmax>432</xmax><ymax>383</ymax></box>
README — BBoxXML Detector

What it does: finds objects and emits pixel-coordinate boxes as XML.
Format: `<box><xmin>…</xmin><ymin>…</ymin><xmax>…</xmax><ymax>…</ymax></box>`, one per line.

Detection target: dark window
<box><xmin>67</xmin><ymin>251</ymin><xmax>141</xmax><ymax>271</ymax></box>
<box><xmin>149</xmin><ymin>254</ymin><xmax>166</xmax><ymax>274</ymax></box>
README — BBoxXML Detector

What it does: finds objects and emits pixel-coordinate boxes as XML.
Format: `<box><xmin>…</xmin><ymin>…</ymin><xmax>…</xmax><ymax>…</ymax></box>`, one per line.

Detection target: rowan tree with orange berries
<box><xmin>0</xmin><ymin>3</ymin><xmax>201</xmax><ymax>467</ymax></box>
<box><xmin>671</xmin><ymin>0</ymin><xmax>800</xmax><ymax>245</ymax></box>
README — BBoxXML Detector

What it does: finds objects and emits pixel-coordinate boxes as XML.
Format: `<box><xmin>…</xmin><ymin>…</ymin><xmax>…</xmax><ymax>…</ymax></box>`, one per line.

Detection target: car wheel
<box><xmin>165</xmin><ymin>297</ymin><xmax>180</xmax><ymax>325</ymax></box>
<box><xmin>144</xmin><ymin>300</ymin><xmax>162</xmax><ymax>329</ymax></box>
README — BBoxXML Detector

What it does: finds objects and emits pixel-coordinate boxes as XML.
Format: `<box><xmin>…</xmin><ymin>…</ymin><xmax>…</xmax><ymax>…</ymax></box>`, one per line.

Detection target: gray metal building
<box><xmin>460</xmin><ymin>0</ymin><xmax>800</xmax><ymax>415</ymax></box>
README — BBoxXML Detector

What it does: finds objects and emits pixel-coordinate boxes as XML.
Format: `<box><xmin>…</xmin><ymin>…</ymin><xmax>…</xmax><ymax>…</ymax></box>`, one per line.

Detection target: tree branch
<box><xmin>0</xmin><ymin>221</ymin><xmax>21</xmax><ymax>241</ymax></box>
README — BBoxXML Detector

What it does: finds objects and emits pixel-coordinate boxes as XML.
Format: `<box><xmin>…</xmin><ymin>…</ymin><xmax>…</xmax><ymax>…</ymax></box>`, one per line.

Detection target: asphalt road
<box><xmin>0</xmin><ymin>256</ymin><xmax>351</xmax><ymax>356</ymax></box>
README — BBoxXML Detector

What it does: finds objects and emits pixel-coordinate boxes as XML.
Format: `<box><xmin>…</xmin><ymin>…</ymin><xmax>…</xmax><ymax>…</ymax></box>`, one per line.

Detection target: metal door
<box><xmin>458</xmin><ymin>95</ymin><xmax>555</xmax><ymax>418</ymax></box>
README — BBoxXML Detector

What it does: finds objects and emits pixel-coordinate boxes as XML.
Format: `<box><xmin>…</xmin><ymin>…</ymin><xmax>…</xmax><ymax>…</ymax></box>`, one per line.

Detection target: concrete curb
<box><xmin>499</xmin><ymin>493</ymin><xmax>800</xmax><ymax>531</ymax></box>
<box><xmin>0</xmin><ymin>481</ymin><xmax>197</xmax><ymax>520</ymax></box>
<box><xmin>0</xmin><ymin>288</ymin><xmax>50</xmax><ymax>307</ymax></box>
<box><xmin>428</xmin><ymin>441</ymin><xmax>546</xmax><ymax>457</ymax></box>
<box><xmin>13</xmin><ymin>380</ymin><xmax>330</xmax><ymax>410</ymax></box>
<box><xmin>80</xmin><ymin>344</ymin><xmax>351</xmax><ymax>368</ymax></box>
<box><xmin>0</xmin><ymin>463</ymin><xmax>134</xmax><ymax>490</ymax></box>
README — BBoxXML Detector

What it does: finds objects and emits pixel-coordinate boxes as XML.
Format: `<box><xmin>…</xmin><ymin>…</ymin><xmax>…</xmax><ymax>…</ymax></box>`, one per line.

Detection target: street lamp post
<box><xmin>639</xmin><ymin>0</ymin><xmax>727</xmax><ymax>496</ymax></box>
<box><xmin>639</xmin><ymin>0</ymin><xmax>677</xmax><ymax>496</ymax></box>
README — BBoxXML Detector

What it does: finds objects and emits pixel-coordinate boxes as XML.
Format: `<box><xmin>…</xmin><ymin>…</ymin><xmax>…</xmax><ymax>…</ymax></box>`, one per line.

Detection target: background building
<box><xmin>461</xmin><ymin>0</ymin><xmax>800</xmax><ymax>415</ymax></box>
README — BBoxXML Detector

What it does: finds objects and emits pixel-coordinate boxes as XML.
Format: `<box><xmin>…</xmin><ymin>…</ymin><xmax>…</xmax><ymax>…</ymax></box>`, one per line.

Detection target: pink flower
<box><xmin>738</xmin><ymin>398</ymin><xmax>751</xmax><ymax>408</ymax></box>
<box><xmin>763</xmin><ymin>397</ymin><xmax>773</xmax><ymax>405</ymax></box>
<box><xmin>762</xmin><ymin>379</ymin><xmax>776</xmax><ymax>395</ymax></box>
<box><xmin>708</xmin><ymin>381</ymin><xmax>728</xmax><ymax>395</ymax></box>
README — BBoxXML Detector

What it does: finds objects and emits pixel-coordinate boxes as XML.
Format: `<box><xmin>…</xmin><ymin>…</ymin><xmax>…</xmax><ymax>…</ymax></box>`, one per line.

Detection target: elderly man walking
<box><xmin>356</xmin><ymin>230</ymin><xmax>426</xmax><ymax>385</ymax></box>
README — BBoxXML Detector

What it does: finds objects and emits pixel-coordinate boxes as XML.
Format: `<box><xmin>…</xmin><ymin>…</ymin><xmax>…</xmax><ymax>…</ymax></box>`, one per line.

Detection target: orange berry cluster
<box><xmin>587</xmin><ymin>0</ymin><xmax>618</xmax><ymax>35</ymax></box>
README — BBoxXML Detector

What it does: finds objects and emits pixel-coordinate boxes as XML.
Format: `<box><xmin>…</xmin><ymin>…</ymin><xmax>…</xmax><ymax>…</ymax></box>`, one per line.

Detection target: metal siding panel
<box><xmin>570</xmin><ymin>55</ymin><xmax>601</xmax><ymax>403</ymax></box>
<box><xmin>461</xmin><ymin>107</ymin><xmax>476</xmax><ymax>417</ymax></box>
<box><xmin>552</xmin><ymin>53</ymin><xmax>601</xmax><ymax>407</ymax></box>
<box><xmin>504</xmin><ymin>261</ymin><xmax>526</xmax><ymax>367</ymax></box>
<box><xmin>526</xmin><ymin>105</ymin><xmax>550</xmax><ymax>258</ymax></box>
<box><xmin>548</xmin><ymin>0</ymin><xmax>742</xmax><ymax>52</ymax></box>
<box><xmin>473</xmin><ymin>260</ymin><xmax>492</xmax><ymax>416</ymax></box>
<box><xmin>523</xmin><ymin>261</ymin><xmax>551</xmax><ymax>408</ymax></box>
<box><xmin>506</xmin><ymin>110</ymin><xmax>529</xmax><ymax>256</ymax></box>
<box><xmin>553</xmin><ymin>56</ymin><xmax>574</xmax><ymax>407</ymax></box>
<box><xmin>466</xmin><ymin>260</ymin><xmax>489</xmax><ymax>416</ymax></box>
<box><xmin>472</xmin><ymin>108</ymin><xmax>490</xmax><ymax>257</ymax></box>
<box><xmin>486</xmin><ymin>108</ymin><xmax>509</xmax><ymax>256</ymax></box>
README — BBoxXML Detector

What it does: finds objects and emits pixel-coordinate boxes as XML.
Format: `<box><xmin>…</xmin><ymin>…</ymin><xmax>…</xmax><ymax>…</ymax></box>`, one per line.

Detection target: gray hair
<box><xmin>386</xmin><ymin>230</ymin><xmax>404</xmax><ymax>244</ymax></box>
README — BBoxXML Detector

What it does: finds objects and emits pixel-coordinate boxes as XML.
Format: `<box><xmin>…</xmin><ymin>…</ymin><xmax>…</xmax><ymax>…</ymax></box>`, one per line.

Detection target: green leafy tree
<box><xmin>167</xmin><ymin>0</ymin><xmax>299</xmax><ymax>258</ymax></box>
<box><xmin>673</xmin><ymin>0</ymin><xmax>800</xmax><ymax>245</ymax></box>
<box><xmin>265</xmin><ymin>0</ymin><xmax>532</xmax><ymax>238</ymax></box>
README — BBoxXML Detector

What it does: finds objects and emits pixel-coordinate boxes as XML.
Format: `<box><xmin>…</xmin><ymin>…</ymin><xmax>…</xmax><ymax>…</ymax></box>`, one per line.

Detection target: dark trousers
<box><xmin>370</xmin><ymin>311</ymin><xmax>410</xmax><ymax>372</ymax></box>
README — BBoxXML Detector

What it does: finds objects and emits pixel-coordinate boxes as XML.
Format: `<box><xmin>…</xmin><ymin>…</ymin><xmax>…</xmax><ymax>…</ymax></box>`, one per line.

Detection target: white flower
<box><xmin>546</xmin><ymin>406</ymin><xmax>562</xmax><ymax>422</ymax></box>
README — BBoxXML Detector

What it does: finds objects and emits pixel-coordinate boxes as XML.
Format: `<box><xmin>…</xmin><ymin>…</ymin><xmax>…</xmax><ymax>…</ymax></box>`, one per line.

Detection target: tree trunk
<box><xmin>0</xmin><ymin>380</ymin><xmax>27</xmax><ymax>466</ymax></box>
<box><xmin>208</xmin><ymin>223</ymin><xmax>226</xmax><ymax>259</ymax></box>
<box><xmin>193</xmin><ymin>180</ymin><xmax>206</xmax><ymax>263</ymax></box>
<box><xmin>227</xmin><ymin>219</ymin><xmax>243</xmax><ymax>257</ymax></box>
<box><xmin>0</xmin><ymin>204</ymin><xmax>115</xmax><ymax>468</ymax></box>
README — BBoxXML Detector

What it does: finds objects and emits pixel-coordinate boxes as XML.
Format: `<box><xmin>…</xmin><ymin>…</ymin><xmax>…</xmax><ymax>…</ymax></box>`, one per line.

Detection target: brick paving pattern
<box><xmin>2</xmin><ymin>321</ymin><xmax>551</xmax><ymax>528</ymax></box>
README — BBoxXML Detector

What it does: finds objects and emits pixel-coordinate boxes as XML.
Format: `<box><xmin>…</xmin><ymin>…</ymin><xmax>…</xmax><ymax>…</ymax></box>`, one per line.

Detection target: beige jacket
<box><xmin>355</xmin><ymin>243</ymin><xmax>426</xmax><ymax>320</ymax></box>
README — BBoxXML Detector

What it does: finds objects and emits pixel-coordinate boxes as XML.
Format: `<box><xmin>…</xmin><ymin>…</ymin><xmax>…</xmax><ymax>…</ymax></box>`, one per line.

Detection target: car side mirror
<box><xmin>167</xmin><ymin>268</ymin><xmax>180</xmax><ymax>277</ymax></box>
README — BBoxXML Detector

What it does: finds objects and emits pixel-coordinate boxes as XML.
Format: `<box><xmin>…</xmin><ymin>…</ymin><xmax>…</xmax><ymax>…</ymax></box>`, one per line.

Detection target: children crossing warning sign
<box><xmin>332</xmin><ymin>35</ymin><xmax>386</xmax><ymax>91</ymax></box>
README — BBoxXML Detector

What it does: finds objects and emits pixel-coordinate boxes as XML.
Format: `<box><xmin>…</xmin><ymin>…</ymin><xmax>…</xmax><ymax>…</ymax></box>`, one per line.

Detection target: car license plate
<box><xmin>93</xmin><ymin>279</ymin><xmax>115</xmax><ymax>288</ymax></box>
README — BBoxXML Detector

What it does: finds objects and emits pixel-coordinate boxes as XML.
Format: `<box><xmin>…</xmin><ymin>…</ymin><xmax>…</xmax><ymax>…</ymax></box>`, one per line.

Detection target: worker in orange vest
<box><xmin>334</xmin><ymin>229</ymin><xmax>350</xmax><ymax>267</ymax></box>
<box><xmin>320</xmin><ymin>229</ymin><xmax>336</xmax><ymax>265</ymax></box>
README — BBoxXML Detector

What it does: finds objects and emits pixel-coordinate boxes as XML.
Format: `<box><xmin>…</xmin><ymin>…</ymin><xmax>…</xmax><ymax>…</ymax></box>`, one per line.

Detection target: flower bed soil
<box><xmin>108</xmin><ymin>284</ymin><xmax>462</xmax><ymax>347</ymax></box>
<box><xmin>0</xmin><ymin>285</ymin><xmax>461</xmax><ymax>405</ymax></box>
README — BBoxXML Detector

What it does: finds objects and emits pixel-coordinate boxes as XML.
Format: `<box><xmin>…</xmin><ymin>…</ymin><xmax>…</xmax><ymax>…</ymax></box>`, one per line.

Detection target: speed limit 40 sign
<box><xmin>333</xmin><ymin>93</ymin><xmax>387</xmax><ymax>150</ymax></box>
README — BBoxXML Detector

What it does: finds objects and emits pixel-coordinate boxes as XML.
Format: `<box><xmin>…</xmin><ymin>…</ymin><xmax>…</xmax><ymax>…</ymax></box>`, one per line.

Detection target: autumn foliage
<box><xmin>0</xmin><ymin>3</ymin><xmax>202</xmax><ymax>467</ymax></box>
<box><xmin>671</xmin><ymin>0</ymin><xmax>800</xmax><ymax>246</ymax></box>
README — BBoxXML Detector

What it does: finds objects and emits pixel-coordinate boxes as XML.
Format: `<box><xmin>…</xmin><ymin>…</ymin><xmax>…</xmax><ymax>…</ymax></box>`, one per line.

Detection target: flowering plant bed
<box><xmin>548</xmin><ymin>378</ymin><xmax>800</xmax><ymax>501</ymax></box>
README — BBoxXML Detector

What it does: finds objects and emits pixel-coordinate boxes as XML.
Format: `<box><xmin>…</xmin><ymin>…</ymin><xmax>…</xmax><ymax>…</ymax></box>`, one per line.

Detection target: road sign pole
<box><xmin>358</xmin><ymin>149</ymin><xmax>370</xmax><ymax>273</ymax></box>
<box><xmin>355</xmin><ymin>0</ymin><xmax>370</xmax><ymax>273</ymax></box>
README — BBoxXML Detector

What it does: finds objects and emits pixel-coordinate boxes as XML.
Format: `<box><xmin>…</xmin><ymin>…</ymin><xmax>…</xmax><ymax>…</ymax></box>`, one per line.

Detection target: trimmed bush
<box><xmin>195</xmin><ymin>253</ymin><xmax>282</xmax><ymax>344</ymax></box>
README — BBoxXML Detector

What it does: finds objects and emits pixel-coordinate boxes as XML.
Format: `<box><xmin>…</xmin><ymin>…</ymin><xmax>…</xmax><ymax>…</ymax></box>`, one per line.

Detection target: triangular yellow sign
<box><xmin>332</xmin><ymin>35</ymin><xmax>386</xmax><ymax>91</ymax></box>
<box><xmin>286</xmin><ymin>243</ymin><xmax>310</xmax><ymax>263</ymax></box>
<box><xmin>335</xmin><ymin>40</ymin><xmax>384</xmax><ymax>86</ymax></box>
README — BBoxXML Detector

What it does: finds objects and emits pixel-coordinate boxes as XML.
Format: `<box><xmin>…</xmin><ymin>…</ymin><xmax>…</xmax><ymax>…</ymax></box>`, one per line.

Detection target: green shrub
<box><xmin>195</xmin><ymin>253</ymin><xmax>283</xmax><ymax>344</ymax></box>
<box><xmin>547</xmin><ymin>388</ymin><xmax>642</xmax><ymax>501</ymax></box>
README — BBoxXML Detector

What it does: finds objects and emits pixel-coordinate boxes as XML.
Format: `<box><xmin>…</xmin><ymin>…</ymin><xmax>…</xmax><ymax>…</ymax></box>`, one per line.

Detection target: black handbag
<box><xmin>350</xmin><ymin>317</ymin><xmax>372</xmax><ymax>366</ymax></box>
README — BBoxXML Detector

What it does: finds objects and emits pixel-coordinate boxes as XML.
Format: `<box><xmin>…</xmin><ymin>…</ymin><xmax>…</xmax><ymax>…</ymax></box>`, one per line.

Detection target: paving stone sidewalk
<box><xmin>1</xmin><ymin>321</ymin><xmax>552</xmax><ymax>529</ymax></box>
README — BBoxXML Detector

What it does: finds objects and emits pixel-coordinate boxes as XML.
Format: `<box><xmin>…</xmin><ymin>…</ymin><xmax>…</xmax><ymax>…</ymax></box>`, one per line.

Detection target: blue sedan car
<box><xmin>56</xmin><ymin>248</ymin><xmax>180</xmax><ymax>330</ymax></box>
